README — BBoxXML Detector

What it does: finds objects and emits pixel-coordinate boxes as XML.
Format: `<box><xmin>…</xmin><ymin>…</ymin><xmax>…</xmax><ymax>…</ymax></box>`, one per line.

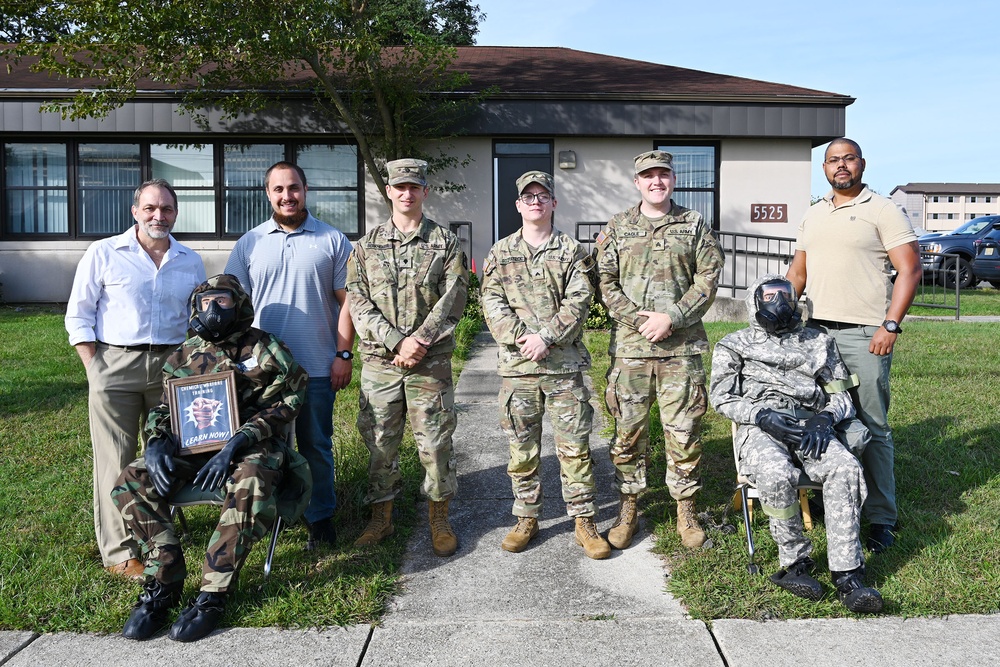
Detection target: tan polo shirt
<box><xmin>796</xmin><ymin>187</ymin><xmax>916</xmax><ymax>326</ymax></box>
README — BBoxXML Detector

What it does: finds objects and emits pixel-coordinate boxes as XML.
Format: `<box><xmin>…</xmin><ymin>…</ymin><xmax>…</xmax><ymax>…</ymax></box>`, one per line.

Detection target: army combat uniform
<box><xmin>481</xmin><ymin>229</ymin><xmax>598</xmax><ymax>519</ymax></box>
<box><xmin>112</xmin><ymin>274</ymin><xmax>308</xmax><ymax>593</ymax></box>
<box><xmin>347</xmin><ymin>216</ymin><xmax>468</xmax><ymax>505</ymax></box>
<box><xmin>596</xmin><ymin>201</ymin><xmax>723</xmax><ymax>501</ymax></box>
<box><xmin>709</xmin><ymin>274</ymin><xmax>868</xmax><ymax>572</ymax></box>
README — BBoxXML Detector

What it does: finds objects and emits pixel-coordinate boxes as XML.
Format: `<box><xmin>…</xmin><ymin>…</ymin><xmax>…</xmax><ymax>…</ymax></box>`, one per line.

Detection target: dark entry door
<box><xmin>494</xmin><ymin>142</ymin><xmax>552</xmax><ymax>242</ymax></box>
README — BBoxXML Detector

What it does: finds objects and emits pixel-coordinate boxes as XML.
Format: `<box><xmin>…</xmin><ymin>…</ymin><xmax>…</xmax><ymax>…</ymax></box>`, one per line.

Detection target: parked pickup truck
<box><xmin>919</xmin><ymin>215</ymin><xmax>1000</xmax><ymax>288</ymax></box>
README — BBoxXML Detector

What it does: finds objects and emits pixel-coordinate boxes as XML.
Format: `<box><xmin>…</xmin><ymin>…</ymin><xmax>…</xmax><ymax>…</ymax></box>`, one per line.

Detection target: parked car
<box><xmin>919</xmin><ymin>215</ymin><xmax>1000</xmax><ymax>288</ymax></box>
<box><xmin>971</xmin><ymin>238</ymin><xmax>1000</xmax><ymax>288</ymax></box>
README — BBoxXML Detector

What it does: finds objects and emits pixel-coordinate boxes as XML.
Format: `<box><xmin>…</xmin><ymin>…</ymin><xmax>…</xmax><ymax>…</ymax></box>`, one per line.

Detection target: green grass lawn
<box><xmin>585</xmin><ymin>321</ymin><xmax>1000</xmax><ymax>620</ymax></box>
<box><xmin>0</xmin><ymin>305</ymin><xmax>480</xmax><ymax>633</ymax></box>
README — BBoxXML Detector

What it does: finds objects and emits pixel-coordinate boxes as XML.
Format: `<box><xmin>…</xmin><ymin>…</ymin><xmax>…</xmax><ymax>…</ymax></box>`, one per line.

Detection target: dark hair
<box><xmin>827</xmin><ymin>137</ymin><xmax>863</xmax><ymax>159</ymax></box>
<box><xmin>133</xmin><ymin>179</ymin><xmax>178</xmax><ymax>208</ymax></box>
<box><xmin>264</xmin><ymin>161</ymin><xmax>308</xmax><ymax>189</ymax></box>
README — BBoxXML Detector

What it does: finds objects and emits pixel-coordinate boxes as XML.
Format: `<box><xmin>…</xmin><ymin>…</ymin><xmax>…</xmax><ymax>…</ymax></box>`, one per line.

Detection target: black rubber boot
<box><xmin>122</xmin><ymin>578</ymin><xmax>183</xmax><ymax>640</ymax></box>
<box><xmin>168</xmin><ymin>591</ymin><xmax>228</xmax><ymax>642</ymax></box>
<box><xmin>866</xmin><ymin>523</ymin><xmax>896</xmax><ymax>553</ymax></box>
<box><xmin>305</xmin><ymin>516</ymin><xmax>337</xmax><ymax>551</ymax></box>
<box><xmin>832</xmin><ymin>566</ymin><xmax>884</xmax><ymax>614</ymax></box>
<box><xmin>768</xmin><ymin>557</ymin><xmax>823</xmax><ymax>601</ymax></box>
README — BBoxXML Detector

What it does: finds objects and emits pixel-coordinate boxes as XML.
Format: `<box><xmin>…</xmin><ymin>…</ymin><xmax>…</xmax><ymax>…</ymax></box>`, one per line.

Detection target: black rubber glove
<box><xmin>192</xmin><ymin>432</ymin><xmax>250</xmax><ymax>492</ymax></box>
<box><xmin>145</xmin><ymin>434</ymin><xmax>179</xmax><ymax>498</ymax></box>
<box><xmin>754</xmin><ymin>408</ymin><xmax>803</xmax><ymax>446</ymax></box>
<box><xmin>798</xmin><ymin>412</ymin><xmax>836</xmax><ymax>460</ymax></box>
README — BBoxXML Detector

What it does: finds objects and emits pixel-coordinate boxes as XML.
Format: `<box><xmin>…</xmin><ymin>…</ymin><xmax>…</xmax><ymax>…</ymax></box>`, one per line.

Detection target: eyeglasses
<box><xmin>824</xmin><ymin>154</ymin><xmax>861</xmax><ymax>166</ymax></box>
<box><xmin>518</xmin><ymin>192</ymin><xmax>552</xmax><ymax>204</ymax></box>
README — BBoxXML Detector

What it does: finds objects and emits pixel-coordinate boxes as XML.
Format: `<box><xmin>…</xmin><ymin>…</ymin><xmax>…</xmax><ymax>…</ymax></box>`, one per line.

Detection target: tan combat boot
<box><xmin>354</xmin><ymin>500</ymin><xmax>394</xmax><ymax>547</ymax></box>
<box><xmin>607</xmin><ymin>493</ymin><xmax>639</xmax><ymax>549</ymax></box>
<box><xmin>501</xmin><ymin>517</ymin><xmax>539</xmax><ymax>553</ymax></box>
<box><xmin>429</xmin><ymin>500</ymin><xmax>458</xmax><ymax>557</ymax></box>
<box><xmin>574</xmin><ymin>517</ymin><xmax>611</xmax><ymax>560</ymax></box>
<box><xmin>676</xmin><ymin>498</ymin><xmax>706</xmax><ymax>549</ymax></box>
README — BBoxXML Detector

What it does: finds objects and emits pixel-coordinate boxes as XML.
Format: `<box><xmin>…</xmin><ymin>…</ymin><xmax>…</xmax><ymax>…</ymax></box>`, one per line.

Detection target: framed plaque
<box><xmin>750</xmin><ymin>203</ymin><xmax>788</xmax><ymax>223</ymax></box>
<box><xmin>167</xmin><ymin>371</ymin><xmax>240</xmax><ymax>456</ymax></box>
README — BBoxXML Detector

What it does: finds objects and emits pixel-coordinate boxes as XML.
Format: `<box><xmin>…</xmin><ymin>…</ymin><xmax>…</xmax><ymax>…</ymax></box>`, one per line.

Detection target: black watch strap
<box><xmin>881</xmin><ymin>319</ymin><xmax>902</xmax><ymax>334</ymax></box>
<box><xmin>335</xmin><ymin>350</ymin><xmax>354</xmax><ymax>360</ymax></box>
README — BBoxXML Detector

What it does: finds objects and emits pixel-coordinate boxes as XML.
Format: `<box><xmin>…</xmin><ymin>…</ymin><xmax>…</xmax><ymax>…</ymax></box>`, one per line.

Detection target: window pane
<box><xmin>78</xmin><ymin>143</ymin><xmax>140</xmax><ymax>235</ymax></box>
<box><xmin>225</xmin><ymin>190</ymin><xmax>274</xmax><ymax>235</ymax></box>
<box><xmin>5</xmin><ymin>143</ymin><xmax>68</xmax><ymax>186</ymax></box>
<box><xmin>297</xmin><ymin>144</ymin><xmax>357</xmax><ymax>187</ymax></box>
<box><xmin>658</xmin><ymin>145</ymin><xmax>715</xmax><ymax>189</ymax></box>
<box><xmin>308</xmin><ymin>191</ymin><xmax>359</xmax><ymax>235</ymax></box>
<box><xmin>4</xmin><ymin>143</ymin><xmax>69</xmax><ymax>234</ymax></box>
<box><xmin>152</xmin><ymin>144</ymin><xmax>216</xmax><ymax>233</ymax></box>
<box><xmin>673</xmin><ymin>191</ymin><xmax>714</xmax><ymax>226</ymax></box>
<box><xmin>495</xmin><ymin>143</ymin><xmax>550</xmax><ymax>155</ymax></box>
<box><xmin>151</xmin><ymin>144</ymin><xmax>214</xmax><ymax>187</ymax></box>
<box><xmin>225</xmin><ymin>144</ymin><xmax>283</xmax><ymax>188</ymax></box>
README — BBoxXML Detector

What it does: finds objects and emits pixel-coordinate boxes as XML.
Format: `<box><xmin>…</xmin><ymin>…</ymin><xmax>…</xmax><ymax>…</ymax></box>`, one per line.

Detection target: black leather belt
<box><xmin>808</xmin><ymin>319</ymin><xmax>863</xmax><ymax>330</ymax></box>
<box><xmin>97</xmin><ymin>341</ymin><xmax>175</xmax><ymax>352</ymax></box>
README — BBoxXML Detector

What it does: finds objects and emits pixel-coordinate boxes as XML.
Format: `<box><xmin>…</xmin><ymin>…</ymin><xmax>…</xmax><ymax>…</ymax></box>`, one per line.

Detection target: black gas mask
<box><xmin>190</xmin><ymin>289</ymin><xmax>238</xmax><ymax>341</ymax></box>
<box><xmin>754</xmin><ymin>278</ymin><xmax>801</xmax><ymax>334</ymax></box>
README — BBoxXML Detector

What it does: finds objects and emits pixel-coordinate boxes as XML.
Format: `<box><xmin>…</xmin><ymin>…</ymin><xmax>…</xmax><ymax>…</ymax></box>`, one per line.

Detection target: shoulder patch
<box><xmin>595</xmin><ymin>229</ymin><xmax>608</xmax><ymax>246</ymax></box>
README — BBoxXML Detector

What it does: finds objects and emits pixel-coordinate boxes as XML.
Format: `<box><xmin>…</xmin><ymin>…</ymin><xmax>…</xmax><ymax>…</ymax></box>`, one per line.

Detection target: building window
<box><xmin>656</xmin><ymin>143</ymin><xmax>718</xmax><ymax>229</ymax></box>
<box><xmin>1</xmin><ymin>140</ymin><xmax>362</xmax><ymax>239</ymax></box>
<box><xmin>3</xmin><ymin>143</ymin><xmax>69</xmax><ymax>234</ymax></box>
<box><xmin>77</xmin><ymin>143</ymin><xmax>141</xmax><ymax>236</ymax></box>
<box><xmin>947</xmin><ymin>196</ymin><xmax>954</xmax><ymax>203</ymax></box>
<box><xmin>968</xmin><ymin>214</ymin><xmax>976</xmax><ymax>219</ymax></box>
<box><xmin>988</xmin><ymin>197</ymin><xmax>994</xmax><ymax>203</ymax></box>
<box><xmin>930</xmin><ymin>214</ymin><xmax>939</xmax><ymax>220</ymax></box>
<box><xmin>151</xmin><ymin>143</ymin><xmax>215</xmax><ymax>234</ymax></box>
<box><xmin>932</xmin><ymin>196</ymin><xmax>939</xmax><ymax>203</ymax></box>
<box><xmin>947</xmin><ymin>213</ymin><xmax>954</xmax><ymax>220</ymax></box>
<box><xmin>971</xmin><ymin>196</ymin><xmax>978</xmax><ymax>203</ymax></box>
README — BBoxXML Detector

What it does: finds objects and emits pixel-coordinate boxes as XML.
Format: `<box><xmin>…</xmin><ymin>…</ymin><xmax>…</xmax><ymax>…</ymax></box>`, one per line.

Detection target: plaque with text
<box><xmin>750</xmin><ymin>204</ymin><xmax>788</xmax><ymax>223</ymax></box>
<box><xmin>167</xmin><ymin>371</ymin><xmax>240</xmax><ymax>455</ymax></box>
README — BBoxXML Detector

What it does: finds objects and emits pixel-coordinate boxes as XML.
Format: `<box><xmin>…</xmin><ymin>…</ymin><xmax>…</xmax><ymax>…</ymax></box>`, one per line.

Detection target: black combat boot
<box><xmin>768</xmin><ymin>557</ymin><xmax>823</xmax><ymax>601</ymax></box>
<box><xmin>832</xmin><ymin>566</ymin><xmax>884</xmax><ymax>614</ymax></box>
<box><xmin>168</xmin><ymin>590</ymin><xmax>228</xmax><ymax>642</ymax></box>
<box><xmin>866</xmin><ymin>523</ymin><xmax>896</xmax><ymax>553</ymax></box>
<box><xmin>122</xmin><ymin>577</ymin><xmax>183</xmax><ymax>640</ymax></box>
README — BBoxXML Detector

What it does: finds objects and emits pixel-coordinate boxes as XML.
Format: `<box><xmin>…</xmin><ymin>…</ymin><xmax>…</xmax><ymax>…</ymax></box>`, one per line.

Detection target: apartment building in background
<box><xmin>890</xmin><ymin>183</ymin><xmax>1000</xmax><ymax>233</ymax></box>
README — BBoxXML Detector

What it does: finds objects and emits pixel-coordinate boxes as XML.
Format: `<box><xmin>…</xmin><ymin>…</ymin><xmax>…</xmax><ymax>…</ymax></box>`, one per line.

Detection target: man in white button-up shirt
<box><xmin>66</xmin><ymin>179</ymin><xmax>206</xmax><ymax>579</ymax></box>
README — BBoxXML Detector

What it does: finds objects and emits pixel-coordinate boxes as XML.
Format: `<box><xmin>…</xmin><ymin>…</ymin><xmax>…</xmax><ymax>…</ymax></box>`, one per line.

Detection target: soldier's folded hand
<box><xmin>798</xmin><ymin>412</ymin><xmax>835</xmax><ymax>460</ymax></box>
<box><xmin>193</xmin><ymin>432</ymin><xmax>249</xmax><ymax>491</ymax></box>
<box><xmin>145</xmin><ymin>434</ymin><xmax>179</xmax><ymax>498</ymax></box>
<box><xmin>754</xmin><ymin>408</ymin><xmax>803</xmax><ymax>446</ymax></box>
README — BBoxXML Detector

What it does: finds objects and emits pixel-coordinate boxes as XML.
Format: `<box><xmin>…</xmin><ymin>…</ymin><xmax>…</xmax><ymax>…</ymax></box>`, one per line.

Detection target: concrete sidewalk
<box><xmin>3</xmin><ymin>332</ymin><xmax>998</xmax><ymax>666</ymax></box>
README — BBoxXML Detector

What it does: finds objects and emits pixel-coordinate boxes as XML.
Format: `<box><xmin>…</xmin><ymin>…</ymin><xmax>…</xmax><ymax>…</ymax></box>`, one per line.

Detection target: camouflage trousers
<box><xmin>357</xmin><ymin>354</ymin><xmax>458</xmax><ymax>505</ymax></box>
<box><xmin>604</xmin><ymin>355</ymin><xmax>707</xmax><ymax>499</ymax></box>
<box><xmin>739</xmin><ymin>426</ymin><xmax>867</xmax><ymax>571</ymax></box>
<box><xmin>111</xmin><ymin>443</ymin><xmax>284</xmax><ymax>592</ymax></box>
<box><xmin>499</xmin><ymin>373</ymin><xmax>597</xmax><ymax>518</ymax></box>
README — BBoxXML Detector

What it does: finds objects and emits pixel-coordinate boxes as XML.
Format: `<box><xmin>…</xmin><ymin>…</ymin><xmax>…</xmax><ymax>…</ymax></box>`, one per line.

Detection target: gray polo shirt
<box><xmin>225</xmin><ymin>213</ymin><xmax>352</xmax><ymax>378</ymax></box>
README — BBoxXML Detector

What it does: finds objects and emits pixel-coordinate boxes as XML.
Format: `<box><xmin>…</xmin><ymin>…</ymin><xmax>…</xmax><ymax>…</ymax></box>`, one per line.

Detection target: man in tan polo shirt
<box><xmin>787</xmin><ymin>137</ymin><xmax>921</xmax><ymax>554</ymax></box>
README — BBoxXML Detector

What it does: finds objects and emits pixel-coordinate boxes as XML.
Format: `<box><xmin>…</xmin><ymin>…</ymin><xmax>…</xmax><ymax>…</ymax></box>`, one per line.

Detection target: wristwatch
<box><xmin>881</xmin><ymin>319</ymin><xmax>902</xmax><ymax>334</ymax></box>
<box><xmin>334</xmin><ymin>350</ymin><xmax>354</xmax><ymax>360</ymax></box>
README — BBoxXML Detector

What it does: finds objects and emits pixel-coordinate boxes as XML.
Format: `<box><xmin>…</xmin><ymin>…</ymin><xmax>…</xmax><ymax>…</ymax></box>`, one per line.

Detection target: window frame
<box><xmin>654</xmin><ymin>140</ymin><xmax>720</xmax><ymax>231</ymax></box>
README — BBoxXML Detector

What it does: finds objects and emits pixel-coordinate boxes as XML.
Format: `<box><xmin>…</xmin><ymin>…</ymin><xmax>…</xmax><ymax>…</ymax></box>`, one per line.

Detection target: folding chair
<box><xmin>169</xmin><ymin>423</ymin><xmax>308</xmax><ymax>579</ymax></box>
<box><xmin>729</xmin><ymin>422</ymin><xmax>822</xmax><ymax>575</ymax></box>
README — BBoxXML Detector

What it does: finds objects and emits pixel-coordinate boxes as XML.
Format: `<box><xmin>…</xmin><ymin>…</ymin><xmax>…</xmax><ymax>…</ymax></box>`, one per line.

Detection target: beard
<box><xmin>830</xmin><ymin>170</ymin><xmax>861</xmax><ymax>191</ymax></box>
<box><xmin>274</xmin><ymin>209</ymin><xmax>308</xmax><ymax>227</ymax></box>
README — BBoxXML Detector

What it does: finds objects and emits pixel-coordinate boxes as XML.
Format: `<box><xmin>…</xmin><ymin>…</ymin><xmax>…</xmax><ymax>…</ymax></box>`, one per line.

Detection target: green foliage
<box><xmin>462</xmin><ymin>269</ymin><xmax>483</xmax><ymax>322</ymax></box>
<box><xmin>585</xmin><ymin>300</ymin><xmax>611</xmax><ymax>330</ymax></box>
<box><xmin>5</xmin><ymin>1</ymin><xmax>486</xmax><ymax>201</ymax></box>
<box><xmin>586</xmin><ymin>321</ymin><xmax>1000</xmax><ymax>619</ymax></box>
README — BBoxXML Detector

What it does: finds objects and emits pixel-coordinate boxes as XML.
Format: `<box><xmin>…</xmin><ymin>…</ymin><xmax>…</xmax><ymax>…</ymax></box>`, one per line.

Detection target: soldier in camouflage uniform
<box><xmin>112</xmin><ymin>274</ymin><xmax>309</xmax><ymax>641</ymax></box>
<box><xmin>596</xmin><ymin>150</ymin><xmax>724</xmax><ymax>550</ymax></box>
<box><xmin>481</xmin><ymin>171</ymin><xmax>610</xmax><ymax>559</ymax></box>
<box><xmin>710</xmin><ymin>273</ymin><xmax>884</xmax><ymax>613</ymax></box>
<box><xmin>347</xmin><ymin>158</ymin><xmax>468</xmax><ymax>557</ymax></box>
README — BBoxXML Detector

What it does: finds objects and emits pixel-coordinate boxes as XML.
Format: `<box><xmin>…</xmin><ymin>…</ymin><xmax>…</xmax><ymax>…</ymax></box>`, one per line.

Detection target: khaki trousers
<box><xmin>86</xmin><ymin>343</ymin><xmax>171</xmax><ymax>566</ymax></box>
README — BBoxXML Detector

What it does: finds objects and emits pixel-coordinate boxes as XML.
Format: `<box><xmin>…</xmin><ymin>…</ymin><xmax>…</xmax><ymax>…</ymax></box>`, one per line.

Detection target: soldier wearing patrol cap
<box><xmin>481</xmin><ymin>170</ymin><xmax>610</xmax><ymax>559</ymax></box>
<box><xmin>595</xmin><ymin>150</ymin><xmax>724</xmax><ymax>550</ymax></box>
<box><xmin>347</xmin><ymin>158</ymin><xmax>469</xmax><ymax>557</ymax></box>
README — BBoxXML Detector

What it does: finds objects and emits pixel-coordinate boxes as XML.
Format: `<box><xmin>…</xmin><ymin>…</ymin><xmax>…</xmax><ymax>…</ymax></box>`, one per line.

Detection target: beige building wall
<box><xmin>719</xmin><ymin>139</ymin><xmax>813</xmax><ymax>240</ymax></box>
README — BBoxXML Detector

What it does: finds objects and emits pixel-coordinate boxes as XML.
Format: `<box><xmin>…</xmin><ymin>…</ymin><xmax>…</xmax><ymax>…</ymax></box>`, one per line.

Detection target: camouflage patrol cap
<box><xmin>515</xmin><ymin>170</ymin><xmax>554</xmax><ymax>195</ymax></box>
<box><xmin>386</xmin><ymin>158</ymin><xmax>428</xmax><ymax>186</ymax></box>
<box><xmin>634</xmin><ymin>150</ymin><xmax>674</xmax><ymax>175</ymax></box>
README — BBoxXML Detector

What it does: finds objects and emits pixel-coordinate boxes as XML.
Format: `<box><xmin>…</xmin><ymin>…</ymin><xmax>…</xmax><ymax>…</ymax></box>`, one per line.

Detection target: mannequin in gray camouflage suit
<box><xmin>709</xmin><ymin>273</ymin><xmax>884</xmax><ymax>614</ymax></box>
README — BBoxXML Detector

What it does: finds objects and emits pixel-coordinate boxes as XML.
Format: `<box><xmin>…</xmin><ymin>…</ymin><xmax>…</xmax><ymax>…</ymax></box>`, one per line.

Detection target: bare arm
<box><xmin>871</xmin><ymin>240</ymin><xmax>921</xmax><ymax>355</ymax></box>
<box><xmin>74</xmin><ymin>342</ymin><xmax>96</xmax><ymax>369</ymax></box>
<box><xmin>330</xmin><ymin>288</ymin><xmax>355</xmax><ymax>391</ymax></box>
<box><xmin>786</xmin><ymin>250</ymin><xmax>808</xmax><ymax>297</ymax></box>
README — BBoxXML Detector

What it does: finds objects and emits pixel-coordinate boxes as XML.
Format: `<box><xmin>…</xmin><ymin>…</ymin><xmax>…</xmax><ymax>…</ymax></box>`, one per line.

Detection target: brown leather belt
<box><xmin>807</xmin><ymin>319</ymin><xmax>863</xmax><ymax>330</ymax></box>
<box><xmin>97</xmin><ymin>341</ymin><xmax>175</xmax><ymax>352</ymax></box>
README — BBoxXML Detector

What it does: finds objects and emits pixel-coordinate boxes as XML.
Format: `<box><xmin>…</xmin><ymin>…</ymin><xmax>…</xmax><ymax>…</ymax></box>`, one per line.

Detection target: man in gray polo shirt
<box><xmin>225</xmin><ymin>161</ymin><xmax>355</xmax><ymax>549</ymax></box>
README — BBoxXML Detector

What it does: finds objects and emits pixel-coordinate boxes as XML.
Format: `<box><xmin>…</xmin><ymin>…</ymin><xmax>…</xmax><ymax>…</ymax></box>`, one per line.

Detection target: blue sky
<box><xmin>474</xmin><ymin>0</ymin><xmax>999</xmax><ymax>198</ymax></box>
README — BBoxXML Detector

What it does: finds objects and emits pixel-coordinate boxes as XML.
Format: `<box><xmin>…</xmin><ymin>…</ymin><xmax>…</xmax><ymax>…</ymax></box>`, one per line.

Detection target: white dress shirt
<box><xmin>65</xmin><ymin>226</ymin><xmax>206</xmax><ymax>346</ymax></box>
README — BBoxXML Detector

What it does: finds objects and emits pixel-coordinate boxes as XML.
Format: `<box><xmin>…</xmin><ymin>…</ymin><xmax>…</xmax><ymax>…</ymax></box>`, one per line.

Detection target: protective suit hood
<box><xmin>188</xmin><ymin>274</ymin><xmax>255</xmax><ymax>342</ymax></box>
